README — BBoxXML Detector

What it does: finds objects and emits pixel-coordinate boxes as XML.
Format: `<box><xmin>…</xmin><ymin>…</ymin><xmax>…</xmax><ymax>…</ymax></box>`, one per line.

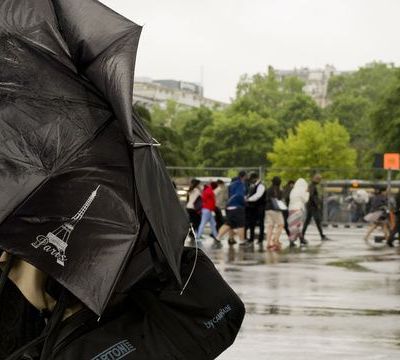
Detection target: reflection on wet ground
<box><xmin>197</xmin><ymin>226</ymin><xmax>400</xmax><ymax>359</ymax></box>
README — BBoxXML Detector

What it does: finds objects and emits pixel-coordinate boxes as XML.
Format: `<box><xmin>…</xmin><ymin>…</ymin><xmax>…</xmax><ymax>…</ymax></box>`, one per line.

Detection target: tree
<box><xmin>229</xmin><ymin>68</ymin><xmax>321</xmax><ymax>135</ymax></box>
<box><xmin>134</xmin><ymin>103</ymin><xmax>188</xmax><ymax>166</ymax></box>
<box><xmin>327</xmin><ymin>62</ymin><xmax>397</xmax><ymax>102</ymax></box>
<box><xmin>150</xmin><ymin>125</ymin><xmax>188</xmax><ymax>166</ymax></box>
<box><xmin>231</xmin><ymin>69</ymin><xmax>281</xmax><ymax>119</ymax></box>
<box><xmin>197</xmin><ymin>112</ymin><xmax>278</xmax><ymax>167</ymax></box>
<box><xmin>267</xmin><ymin>120</ymin><xmax>356</xmax><ymax>180</ymax></box>
<box><xmin>324</xmin><ymin>94</ymin><xmax>369</xmax><ymax>135</ymax></box>
<box><xmin>151</xmin><ymin>100</ymin><xmax>181</xmax><ymax>127</ymax></box>
<box><xmin>371</xmin><ymin>69</ymin><xmax>400</xmax><ymax>151</ymax></box>
<box><xmin>324</xmin><ymin>62</ymin><xmax>398</xmax><ymax>167</ymax></box>
<box><xmin>177</xmin><ymin>107</ymin><xmax>214</xmax><ymax>152</ymax></box>
<box><xmin>148</xmin><ymin>102</ymin><xmax>215</xmax><ymax>165</ymax></box>
<box><xmin>276</xmin><ymin>94</ymin><xmax>321</xmax><ymax>133</ymax></box>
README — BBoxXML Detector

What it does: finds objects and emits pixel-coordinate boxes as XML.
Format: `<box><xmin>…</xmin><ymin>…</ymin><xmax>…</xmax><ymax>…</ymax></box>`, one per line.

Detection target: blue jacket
<box><xmin>227</xmin><ymin>179</ymin><xmax>246</xmax><ymax>208</ymax></box>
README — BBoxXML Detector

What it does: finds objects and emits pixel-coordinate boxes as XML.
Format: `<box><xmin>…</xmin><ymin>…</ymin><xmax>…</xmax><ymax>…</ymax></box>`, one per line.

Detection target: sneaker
<box><xmin>321</xmin><ymin>235</ymin><xmax>331</xmax><ymax>241</ymax></box>
<box><xmin>211</xmin><ymin>240</ymin><xmax>223</xmax><ymax>249</ymax></box>
<box><xmin>300</xmin><ymin>238</ymin><xmax>308</xmax><ymax>245</ymax></box>
<box><xmin>289</xmin><ymin>241</ymin><xmax>296</xmax><ymax>248</ymax></box>
<box><xmin>228</xmin><ymin>238</ymin><xmax>237</xmax><ymax>245</ymax></box>
<box><xmin>238</xmin><ymin>240</ymin><xmax>250</xmax><ymax>247</ymax></box>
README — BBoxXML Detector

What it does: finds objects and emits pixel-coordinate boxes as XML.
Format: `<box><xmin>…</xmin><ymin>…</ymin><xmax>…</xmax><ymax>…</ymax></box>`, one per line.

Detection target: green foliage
<box><xmin>148</xmin><ymin>101</ymin><xmax>214</xmax><ymax>163</ymax></box>
<box><xmin>179</xmin><ymin>106</ymin><xmax>214</xmax><ymax>154</ymax></box>
<box><xmin>232</xmin><ymin>70</ymin><xmax>281</xmax><ymax>118</ymax></box>
<box><xmin>230</xmin><ymin>68</ymin><xmax>321</xmax><ymax>134</ymax></box>
<box><xmin>133</xmin><ymin>103</ymin><xmax>151</xmax><ymax>126</ymax></box>
<box><xmin>324</xmin><ymin>62</ymin><xmax>398</xmax><ymax>167</ymax></box>
<box><xmin>276</xmin><ymin>94</ymin><xmax>321</xmax><ymax>133</ymax></box>
<box><xmin>371</xmin><ymin>69</ymin><xmax>400</xmax><ymax>152</ymax></box>
<box><xmin>324</xmin><ymin>94</ymin><xmax>369</xmax><ymax>135</ymax></box>
<box><xmin>151</xmin><ymin>125</ymin><xmax>188</xmax><ymax>166</ymax></box>
<box><xmin>267</xmin><ymin>120</ymin><xmax>356</xmax><ymax>180</ymax></box>
<box><xmin>327</xmin><ymin>62</ymin><xmax>397</xmax><ymax>102</ymax></box>
<box><xmin>134</xmin><ymin>103</ymin><xmax>187</xmax><ymax>166</ymax></box>
<box><xmin>132</xmin><ymin>62</ymin><xmax>397</xmax><ymax>173</ymax></box>
<box><xmin>151</xmin><ymin>100</ymin><xmax>181</xmax><ymax>126</ymax></box>
<box><xmin>197</xmin><ymin>111</ymin><xmax>278</xmax><ymax>167</ymax></box>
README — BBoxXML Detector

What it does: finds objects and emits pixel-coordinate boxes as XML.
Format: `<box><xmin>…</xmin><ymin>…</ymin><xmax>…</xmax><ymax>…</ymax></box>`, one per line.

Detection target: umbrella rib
<box><xmin>180</xmin><ymin>225</ymin><xmax>199</xmax><ymax>295</ymax></box>
<box><xmin>131</xmin><ymin>138</ymin><xmax>161</xmax><ymax>148</ymax></box>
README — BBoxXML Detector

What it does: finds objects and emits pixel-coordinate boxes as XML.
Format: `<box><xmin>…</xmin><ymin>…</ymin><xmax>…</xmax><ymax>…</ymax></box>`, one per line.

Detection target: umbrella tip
<box><xmin>94</xmin><ymin>185</ymin><xmax>100</xmax><ymax>194</ymax></box>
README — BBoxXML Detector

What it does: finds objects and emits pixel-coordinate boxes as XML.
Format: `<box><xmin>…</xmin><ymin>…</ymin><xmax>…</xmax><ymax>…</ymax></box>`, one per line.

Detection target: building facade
<box><xmin>275</xmin><ymin>65</ymin><xmax>342</xmax><ymax>107</ymax></box>
<box><xmin>133</xmin><ymin>77</ymin><xmax>226</xmax><ymax>109</ymax></box>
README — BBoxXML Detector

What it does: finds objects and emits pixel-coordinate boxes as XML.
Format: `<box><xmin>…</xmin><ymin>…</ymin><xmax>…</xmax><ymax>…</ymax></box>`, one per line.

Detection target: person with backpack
<box><xmin>186</xmin><ymin>179</ymin><xmax>202</xmax><ymax>233</ymax></box>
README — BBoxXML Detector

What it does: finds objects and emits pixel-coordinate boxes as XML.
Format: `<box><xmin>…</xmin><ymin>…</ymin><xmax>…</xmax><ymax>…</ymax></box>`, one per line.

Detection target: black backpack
<box><xmin>5</xmin><ymin>248</ymin><xmax>245</xmax><ymax>360</ymax></box>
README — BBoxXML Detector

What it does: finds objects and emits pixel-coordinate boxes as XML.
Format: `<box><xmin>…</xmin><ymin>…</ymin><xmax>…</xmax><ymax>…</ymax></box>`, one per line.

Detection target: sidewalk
<box><xmin>194</xmin><ymin>226</ymin><xmax>400</xmax><ymax>360</ymax></box>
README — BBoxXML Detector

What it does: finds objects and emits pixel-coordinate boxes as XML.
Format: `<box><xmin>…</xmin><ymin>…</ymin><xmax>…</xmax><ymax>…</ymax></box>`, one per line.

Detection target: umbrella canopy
<box><xmin>0</xmin><ymin>0</ymin><xmax>189</xmax><ymax>315</ymax></box>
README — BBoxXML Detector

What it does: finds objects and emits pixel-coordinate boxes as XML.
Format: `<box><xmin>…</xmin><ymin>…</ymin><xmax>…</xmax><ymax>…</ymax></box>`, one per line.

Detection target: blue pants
<box><xmin>197</xmin><ymin>209</ymin><xmax>218</xmax><ymax>239</ymax></box>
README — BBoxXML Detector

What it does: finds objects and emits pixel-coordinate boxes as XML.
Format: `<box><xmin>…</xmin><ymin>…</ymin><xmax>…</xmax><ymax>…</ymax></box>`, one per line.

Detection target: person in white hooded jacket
<box><xmin>288</xmin><ymin>178</ymin><xmax>310</xmax><ymax>247</ymax></box>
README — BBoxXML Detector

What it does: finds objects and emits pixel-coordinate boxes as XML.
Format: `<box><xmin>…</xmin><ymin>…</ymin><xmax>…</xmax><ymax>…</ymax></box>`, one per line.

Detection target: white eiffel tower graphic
<box><xmin>31</xmin><ymin>186</ymin><xmax>100</xmax><ymax>266</ymax></box>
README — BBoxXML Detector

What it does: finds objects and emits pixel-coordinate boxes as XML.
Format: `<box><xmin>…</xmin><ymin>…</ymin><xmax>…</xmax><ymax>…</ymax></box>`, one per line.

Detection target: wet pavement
<box><xmin>198</xmin><ymin>225</ymin><xmax>400</xmax><ymax>360</ymax></box>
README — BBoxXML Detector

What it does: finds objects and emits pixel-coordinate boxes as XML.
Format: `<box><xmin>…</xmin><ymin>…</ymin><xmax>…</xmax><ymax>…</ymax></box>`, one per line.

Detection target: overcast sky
<box><xmin>102</xmin><ymin>0</ymin><xmax>400</xmax><ymax>103</ymax></box>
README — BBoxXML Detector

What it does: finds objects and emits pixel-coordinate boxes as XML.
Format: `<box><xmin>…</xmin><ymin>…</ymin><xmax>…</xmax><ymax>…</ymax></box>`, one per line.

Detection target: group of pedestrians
<box><xmin>186</xmin><ymin>171</ymin><xmax>330</xmax><ymax>250</ymax></box>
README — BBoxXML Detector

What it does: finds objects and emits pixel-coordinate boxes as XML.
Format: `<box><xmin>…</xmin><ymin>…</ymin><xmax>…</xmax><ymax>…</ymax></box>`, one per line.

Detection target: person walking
<box><xmin>265</xmin><ymin>176</ymin><xmax>285</xmax><ymax>251</ymax></box>
<box><xmin>387</xmin><ymin>190</ymin><xmax>400</xmax><ymax>247</ymax></box>
<box><xmin>301</xmin><ymin>174</ymin><xmax>329</xmax><ymax>243</ymax></box>
<box><xmin>288</xmin><ymin>178</ymin><xmax>309</xmax><ymax>247</ymax></box>
<box><xmin>186</xmin><ymin>179</ymin><xmax>202</xmax><ymax>233</ymax></box>
<box><xmin>213</xmin><ymin>171</ymin><xmax>248</xmax><ymax>248</ymax></box>
<box><xmin>364</xmin><ymin>188</ymin><xmax>389</xmax><ymax>242</ymax></box>
<box><xmin>246</xmin><ymin>173</ymin><xmax>266</xmax><ymax>244</ymax></box>
<box><xmin>282</xmin><ymin>180</ymin><xmax>295</xmax><ymax>237</ymax></box>
<box><xmin>214</xmin><ymin>179</ymin><xmax>228</xmax><ymax>231</ymax></box>
<box><xmin>196</xmin><ymin>182</ymin><xmax>218</xmax><ymax>241</ymax></box>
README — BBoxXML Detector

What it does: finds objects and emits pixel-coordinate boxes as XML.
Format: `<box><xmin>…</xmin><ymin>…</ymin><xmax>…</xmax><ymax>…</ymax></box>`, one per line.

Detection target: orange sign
<box><xmin>384</xmin><ymin>153</ymin><xmax>400</xmax><ymax>170</ymax></box>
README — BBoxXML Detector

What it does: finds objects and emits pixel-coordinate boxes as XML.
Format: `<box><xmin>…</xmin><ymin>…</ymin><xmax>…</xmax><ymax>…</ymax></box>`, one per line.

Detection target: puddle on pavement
<box><xmin>327</xmin><ymin>259</ymin><xmax>371</xmax><ymax>272</ymax></box>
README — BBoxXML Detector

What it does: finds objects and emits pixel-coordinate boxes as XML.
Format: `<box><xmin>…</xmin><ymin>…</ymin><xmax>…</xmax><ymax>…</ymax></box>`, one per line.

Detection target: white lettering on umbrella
<box><xmin>31</xmin><ymin>186</ymin><xmax>100</xmax><ymax>266</ymax></box>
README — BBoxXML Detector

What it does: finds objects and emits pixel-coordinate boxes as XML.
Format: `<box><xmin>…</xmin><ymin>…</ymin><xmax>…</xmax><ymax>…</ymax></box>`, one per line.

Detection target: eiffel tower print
<box><xmin>31</xmin><ymin>186</ymin><xmax>100</xmax><ymax>266</ymax></box>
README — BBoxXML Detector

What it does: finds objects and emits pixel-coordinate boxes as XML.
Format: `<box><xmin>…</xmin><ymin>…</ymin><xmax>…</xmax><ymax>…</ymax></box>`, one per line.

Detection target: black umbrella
<box><xmin>0</xmin><ymin>0</ymin><xmax>188</xmax><ymax>315</ymax></box>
